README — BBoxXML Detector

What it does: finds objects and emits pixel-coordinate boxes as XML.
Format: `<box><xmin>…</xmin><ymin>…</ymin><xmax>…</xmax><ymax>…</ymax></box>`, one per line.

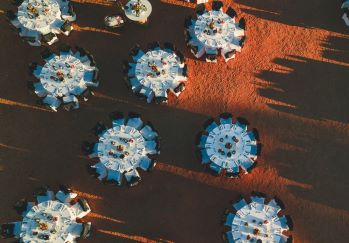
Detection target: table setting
<box><xmin>88</xmin><ymin>113</ymin><xmax>160</xmax><ymax>186</ymax></box>
<box><xmin>185</xmin><ymin>3</ymin><xmax>245</xmax><ymax>61</ymax></box>
<box><xmin>2</xmin><ymin>186</ymin><xmax>92</xmax><ymax>243</ymax></box>
<box><xmin>197</xmin><ymin>113</ymin><xmax>259</xmax><ymax>175</ymax></box>
<box><xmin>124</xmin><ymin>0</ymin><xmax>152</xmax><ymax>23</ymax></box>
<box><xmin>224</xmin><ymin>196</ymin><xmax>291</xmax><ymax>243</ymax></box>
<box><xmin>127</xmin><ymin>44</ymin><xmax>187</xmax><ymax>103</ymax></box>
<box><xmin>32</xmin><ymin>48</ymin><xmax>99</xmax><ymax>111</ymax></box>
<box><xmin>11</xmin><ymin>0</ymin><xmax>76</xmax><ymax>45</ymax></box>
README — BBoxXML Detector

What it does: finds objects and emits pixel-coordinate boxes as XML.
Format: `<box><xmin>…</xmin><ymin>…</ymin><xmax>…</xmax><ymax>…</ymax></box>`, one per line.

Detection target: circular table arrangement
<box><xmin>9</xmin><ymin>0</ymin><xmax>76</xmax><ymax>46</ymax></box>
<box><xmin>185</xmin><ymin>3</ymin><xmax>245</xmax><ymax>62</ymax></box>
<box><xmin>88</xmin><ymin>112</ymin><xmax>159</xmax><ymax>187</ymax></box>
<box><xmin>342</xmin><ymin>1</ymin><xmax>349</xmax><ymax>26</ymax></box>
<box><xmin>31</xmin><ymin>46</ymin><xmax>99</xmax><ymax>111</ymax></box>
<box><xmin>223</xmin><ymin>195</ymin><xmax>292</xmax><ymax>243</ymax></box>
<box><xmin>124</xmin><ymin>0</ymin><xmax>152</xmax><ymax>23</ymax></box>
<box><xmin>196</xmin><ymin>113</ymin><xmax>260</xmax><ymax>177</ymax></box>
<box><xmin>125</xmin><ymin>43</ymin><xmax>188</xmax><ymax>104</ymax></box>
<box><xmin>1</xmin><ymin>186</ymin><xmax>91</xmax><ymax>242</ymax></box>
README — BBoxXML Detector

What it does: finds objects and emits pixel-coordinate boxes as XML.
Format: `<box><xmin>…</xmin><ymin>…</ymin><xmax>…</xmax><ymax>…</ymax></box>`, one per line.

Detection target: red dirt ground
<box><xmin>0</xmin><ymin>0</ymin><xmax>349</xmax><ymax>242</ymax></box>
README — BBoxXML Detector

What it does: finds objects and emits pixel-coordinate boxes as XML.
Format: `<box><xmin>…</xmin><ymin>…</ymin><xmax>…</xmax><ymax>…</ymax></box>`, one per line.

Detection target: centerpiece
<box><xmin>130</xmin><ymin>0</ymin><xmax>147</xmax><ymax>17</ymax></box>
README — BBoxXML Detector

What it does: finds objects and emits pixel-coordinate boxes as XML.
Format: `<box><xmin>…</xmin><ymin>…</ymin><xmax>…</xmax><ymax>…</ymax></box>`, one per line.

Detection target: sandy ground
<box><xmin>0</xmin><ymin>0</ymin><xmax>349</xmax><ymax>242</ymax></box>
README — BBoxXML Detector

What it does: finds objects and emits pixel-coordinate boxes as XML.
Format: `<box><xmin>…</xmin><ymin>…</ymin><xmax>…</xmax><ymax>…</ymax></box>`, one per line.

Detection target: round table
<box><xmin>17</xmin><ymin>0</ymin><xmax>61</xmax><ymax>34</ymax></box>
<box><xmin>20</xmin><ymin>200</ymin><xmax>75</xmax><ymax>242</ymax></box>
<box><xmin>134</xmin><ymin>49</ymin><xmax>186</xmax><ymax>98</ymax></box>
<box><xmin>97</xmin><ymin>125</ymin><xmax>147</xmax><ymax>173</ymax></box>
<box><xmin>228</xmin><ymin>198</ymin><xmax>289</xmax><ymax>242</ymax></box>
<box><xmin>192</xmin><ymin>10</ymin><xmax>244</xmax><ymax>52</ymax></box>
<box><xmin>90</xmin><ymin>114</ymin><xmax>159</xmax><ymax>185</ymax></box>
<box><xmin>124</xmin><ymin>0</ymin><xmax>152</xmax><ymax>23</ymax></box>
<box><xmin>203</xmin><ymin>123</ymin><xmax>256</xmax><ymax>172</ymax></box>
<box><xmin>40</xmin><ymin>54</ymin><xmax>89</xmax><ymax>98</ymax></box>
<box><xmin>36</xmin><ymin>50</ymin><xmax>98</xmax><ymax>102</ymax></box>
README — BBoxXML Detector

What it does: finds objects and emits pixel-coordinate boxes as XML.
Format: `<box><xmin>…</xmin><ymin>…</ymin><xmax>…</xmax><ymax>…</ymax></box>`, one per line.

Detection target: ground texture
<box><xmin>0</xmin><ymin>0</ymin><xmax>348</xmax><ymax>242</ymax></box>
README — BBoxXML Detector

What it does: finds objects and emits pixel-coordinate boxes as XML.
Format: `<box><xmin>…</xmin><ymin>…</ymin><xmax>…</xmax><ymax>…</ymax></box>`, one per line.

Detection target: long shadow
<box><xmin>257</xmin><ymin>55</ymin><xmax>349</xmax><ymax>123</ymax></box>
<box><xmin>266</xmin><ymin>119</ymin><xmax>349</xmax><ymax>211</ymax></box>
<box><xmin>256</xmin><ymin>53</ymin><xmax>349</xmax><ymax>210</ymax></box>
<box><xmin>1</xmin><ymin>0</ymin><xmax>349</xmax><ymax>242</ymax></box>
<box><xmin>322</xmin><ymin>35</ymin><xmax>349</xmax><ymax>64</ymax></box>
<box><xmin>236</xmin><ymin>0</ymin><xmax>348</xmax><ymax>34</ymax></box>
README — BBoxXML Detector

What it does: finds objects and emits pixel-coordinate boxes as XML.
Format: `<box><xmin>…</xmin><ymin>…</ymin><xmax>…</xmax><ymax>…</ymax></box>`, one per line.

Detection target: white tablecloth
<box><xmin>231</xmin><ymin>203</ymin><xmax>283</xmax><ymax>242</ymax></box>
<box><xmin>204</xmin><ymin>124</ymin><xmax>256</xmax><ymax>171</ymax></box>
<box><xmin>97</xmin><ymin>125</ymin><xmax>147</xmax><ymax>173</ymax></box>
<box><xmin>17</xmin><ymin>0</ymin><xmax>61</xmax><ymax>34</ymax></box>
<box><xmin>192</xmin><ymin>10</ymin><xmax>244</xmax><ymax>52</ymax></box>
<box><xmin>20</xmin><ymin>200</ymin><xmax>75</xmax><ymax>242</ymax></box>
<box><xmin>134</xmin><ymin>50</ymin><xmax>185</xmax><ymax>97</ymax></box>
<box><xmin>39</xmin><ymin>53</ymin><xmax>95</xmax><ymax>98</ymax></box>
<box><xmin>124</xmin><ymin>0</ymin><xmax>152</xmax><ymax>22</ymax></box>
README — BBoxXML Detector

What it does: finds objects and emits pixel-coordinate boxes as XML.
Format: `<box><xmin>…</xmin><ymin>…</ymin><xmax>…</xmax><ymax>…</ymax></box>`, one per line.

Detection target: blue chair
<box><xmin>250</xmin><ymin>195</ymin><xmax>265</xmax><ymax>210</ymax></box>
<box><xmin>225</xmin><ymin>231</ymin><xmax>235</xmax><ymax>243</ymax></box>
<box><xmin>224</xmin><ymin>213</ymin><xmax>235</xmax><ymax>227</ymax></box>
<box><xmin>225</xmin><ymin>165</ymin><xmax>239</xmax><ymax>178</ymax></box>
<box><xmin>145</xmin><ymin>140</ymin><xmax>158</xmax><ymax>154</ymax></box>
<box><xmin>203</xmin><ymin>118</ymin><xmax>218</xmax><ymax>133</ymax></box>
<box><xmin>233</xmin><ymin>198</ymin><xmax>247</xmax><ymax>211</ymax></box>
<box><xmin>279</xmin><ymin>215</ymin><xmax>290</xmax><ymax>230</ymax></box>
<box><xmin>109</xmin><ymin>112</ymin><xmax>125</xmax><ymax>126</ymax></box>
<box><xmin>200</xmin><ymin>149</ymin><xmax>210</xmax><ymax>164</ymax></box>
<box><xmin>32</xmin><ymin>65</ymin><xmax>43</xmax><ymax>78</ymax></box>
<box><xmin>126</xmin><ymin>115</ymin><xmax>143</xmax><ymax>130</ymax></box>
<box><xmin>209</xmin><ymin>163</ymin><xmax>222</xmax><ymax>175</ymax></box>
<box><xmin>244</xmin><ymin>131</ymin><xmax>255</xmax><ymax>142</ymax></box>
<box><xmin>198</xmin><ymin>135</ymin><xmax>208</xmax><ymax>148</ymax></box>
<box><xmin>251</xmin><ymin>144</ymin><xmax>258</xmax><ymax>155</ymax></box>
<box><xmin>219</xmin><ymin>112</ymin><xmax>233</xmax><ymax>125</ymax></box>
<box><xmin>236</xmin><ymin>121</ymin><xmax>247</xmax><ymax>131</ymax></box>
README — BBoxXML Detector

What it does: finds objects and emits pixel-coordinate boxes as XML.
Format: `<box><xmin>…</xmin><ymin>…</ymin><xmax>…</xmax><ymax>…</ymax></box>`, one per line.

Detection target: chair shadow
<box><xmin>236</xmin><ymin>0</ymin><xmax>348</xmax><ymax>34</ymax></box>
<box><xmin>256</xmin><ymin>55</ymin><xmax>349</xmax><ymax>123</ymax></box>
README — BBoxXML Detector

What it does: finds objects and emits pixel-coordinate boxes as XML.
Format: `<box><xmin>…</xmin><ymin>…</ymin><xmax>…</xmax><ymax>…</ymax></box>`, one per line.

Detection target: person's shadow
<box><xmin>256</xmin><ymin>55</ymin><xmax>349</xmax><ymax>123</ymax></box>
<box><xmin>322</xmin><ymin>35</ymin><xmax>349</xmax><ymax>64</ymax></box>
<box><xmin>236</xmin><ymin>0</ymin><xmax>348</xmax><ymax>34</ymax></box>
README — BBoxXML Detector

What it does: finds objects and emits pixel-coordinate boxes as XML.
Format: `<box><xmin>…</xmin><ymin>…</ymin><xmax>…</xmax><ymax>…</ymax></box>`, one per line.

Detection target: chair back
<box><xmin>226</xmin><ymin>7</ymin><xmax>237</xmax><ymax>18</ymax></box>
<box><xmin>196</xmin><ymin>4</ymin><xmax>206</xmax><ymax>15</ymax></box>
<box><xmin>78</xmin><ymin>198</ymin><xmax>90</xmax><ymax>211</ymax></box>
